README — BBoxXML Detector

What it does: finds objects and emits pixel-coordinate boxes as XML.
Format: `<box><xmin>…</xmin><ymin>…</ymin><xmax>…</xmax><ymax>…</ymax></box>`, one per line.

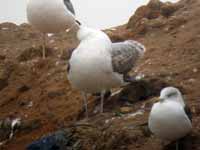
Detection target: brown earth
<box><xmin>0</xmin><ymin>0</ymin><xmax>200</xmax><ymax>149</ymax></box>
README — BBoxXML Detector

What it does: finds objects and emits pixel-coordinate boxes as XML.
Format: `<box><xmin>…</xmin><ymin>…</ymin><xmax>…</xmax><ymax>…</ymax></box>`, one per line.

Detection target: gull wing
<box><xmin>111</xmin><ymin>40</ymin><xmax>145</xmax><ymax>75</ymax></box>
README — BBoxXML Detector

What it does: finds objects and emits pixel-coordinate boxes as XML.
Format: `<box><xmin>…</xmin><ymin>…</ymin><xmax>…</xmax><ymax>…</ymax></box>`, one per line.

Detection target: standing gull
<box><xmin>26</xmin><ymin>0</ymin><xmax>76</xmax><ymax>59</ymax></box>
<box><xmin>148</xmin><ymin>87</ymin><xmax>192</xmax><ymax>150</ymax></box>
<box><xmin>67</xmin><ymin>24</ymin><xmax>145</xmax><ymax>118</ymax></box>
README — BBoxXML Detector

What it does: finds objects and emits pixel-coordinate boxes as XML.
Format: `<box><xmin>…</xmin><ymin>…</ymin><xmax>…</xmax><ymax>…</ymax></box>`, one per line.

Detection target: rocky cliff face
<box><xmin>0</xmin><ymin>0</ymin><xmax>200</xmax><ymax>149</ymax></box>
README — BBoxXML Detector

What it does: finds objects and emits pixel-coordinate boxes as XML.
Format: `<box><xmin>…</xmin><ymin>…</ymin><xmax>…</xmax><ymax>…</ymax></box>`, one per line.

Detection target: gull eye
<box><xmin>167</xmin><ymin>92</ymin><xmax>177</xmax><ymax>98</ymax></box>
<box><xmin>76</xmin><ymin>20</ymin><xmax>81</xmax><ymax>25</ymax></box>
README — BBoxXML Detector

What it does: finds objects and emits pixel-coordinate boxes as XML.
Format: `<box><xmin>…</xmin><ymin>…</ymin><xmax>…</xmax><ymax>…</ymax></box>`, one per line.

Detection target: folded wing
<box><xmin>111</xmin><ymin>40</ymin><xmax>145</xmax><ymax>75</ymax></box>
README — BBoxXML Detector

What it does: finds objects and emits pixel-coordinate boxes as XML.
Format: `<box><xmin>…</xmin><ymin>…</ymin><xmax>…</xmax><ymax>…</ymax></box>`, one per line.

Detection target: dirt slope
<box><xmin>0</xmin><ymin>0</ymin><xmax>200</xmax><ymax>149</ymax></box>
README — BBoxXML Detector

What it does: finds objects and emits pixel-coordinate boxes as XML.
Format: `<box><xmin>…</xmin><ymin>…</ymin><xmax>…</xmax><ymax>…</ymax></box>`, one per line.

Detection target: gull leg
<box><xmin>42</xmin><ymin>33</ymin><xmax>46</xmax><ymax>59</ymax></box>
<box><xmin>124</xmin><ymin>74</ymin><xmax>137</xmax><ymax>83</ymax></box>
<box><xmin>124</xmin><ymin>74</ymin><xmax>145</xmax><ymax>83</ymax></box>
<box><xmin>82</xmin><ymin>92</ymin><xmax>88</xmax><ymax>118</ymax></box>
<box><xmin>100</xmin><ymin>90</ymin><xmax>106</xmax><ymax>113</ymax></box>
<box><xmin>111</xmin><ymin>89</ymin><xmax>122</xmax><ymax>97</ymax></box>
<box><xmin>176</xmin><ymin>141</ymin><xmax>179</xmax><ymax>150</ymax></box>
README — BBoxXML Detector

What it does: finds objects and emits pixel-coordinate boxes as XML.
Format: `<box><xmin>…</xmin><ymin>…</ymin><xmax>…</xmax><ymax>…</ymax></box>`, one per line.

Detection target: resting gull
<box><xmin>68</xmin><ymin>23</ymin><xmax>145</xmax><ymax>118</ymax></box>
<box><xmin>26</xmin><ymin>0</ymin><xmax>76</xmax><ymax>58</ymax></box>
<box><xmin>148</xmin><ymin>87</ymin><xmax>192</xmax><ymax>150</ymax></box>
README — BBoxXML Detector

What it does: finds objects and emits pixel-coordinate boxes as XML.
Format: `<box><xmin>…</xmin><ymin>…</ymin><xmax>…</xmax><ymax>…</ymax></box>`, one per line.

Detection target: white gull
<box><xmin>68</xmin><ymin>23</ymin><xmax>145</xmax><ymax>118</ymax></box>
<box><xmin>148</xmin><ymin>87</ymin><xmax>192</xmax><ymax>150</ymax></box>
<box><xmin>26</xmin><ymin>0</ymin><xmax>76</xmax><ymax>58</ymax></box>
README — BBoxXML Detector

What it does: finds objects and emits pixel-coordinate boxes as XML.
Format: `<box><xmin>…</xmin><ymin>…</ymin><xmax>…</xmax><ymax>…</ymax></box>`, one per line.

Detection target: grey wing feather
<box><xmin>111</xmin><ymin>40</ymin><xmax>145</xmax><ymax>74</ymax></box>
<box><xmin>63</xmin><ymin>0</ymin><xmax>75</xmax><ymax>15</ymax></box>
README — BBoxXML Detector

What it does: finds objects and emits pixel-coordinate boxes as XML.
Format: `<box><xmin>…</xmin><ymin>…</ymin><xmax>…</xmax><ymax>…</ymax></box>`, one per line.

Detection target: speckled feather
<box><xmin>111</xmin><ymin>40</ymin><xmax>145</xmax><ymax>75</ymax></box>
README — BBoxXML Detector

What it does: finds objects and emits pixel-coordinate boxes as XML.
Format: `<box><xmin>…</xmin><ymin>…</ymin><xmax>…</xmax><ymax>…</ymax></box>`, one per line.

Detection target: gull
<box><xmin>26</xmin><ymin>0</ymin><xmax>76</xmax><ymax>59</ymax></box>
<box><xmin>148</xmin><ymin>87</ymin><xmax>192</xmax><ymax>150</ymax></box>
<box><xmin>67</xmin><ymin>23</ymin><xmax>145</xmax><ymax>118</ymax></box>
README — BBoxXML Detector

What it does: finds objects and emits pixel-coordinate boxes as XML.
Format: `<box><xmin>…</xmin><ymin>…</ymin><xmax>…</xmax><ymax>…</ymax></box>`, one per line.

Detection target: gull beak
<box><xmin>75</xmin><ymin>20</ymin><xmax>81</xmax><ymax>25</ymax></box>
<box><xmin>154</xmin><ymin>97</ymin><xmax>160</xmax><ymax>102</ymax></box>
<box><xmin>159</xmin><ymin>97</ymin><xmax>165</xmax><ymax>102</ymax></box>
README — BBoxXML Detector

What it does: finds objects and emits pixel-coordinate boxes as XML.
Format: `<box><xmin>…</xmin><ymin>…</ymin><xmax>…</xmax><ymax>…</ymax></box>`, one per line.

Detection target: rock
<box><xmin>161</xmin><ymin>2</ymin><xmax>178</xmax><ymax>17</ymax></box>
<box><xmin>0</xmin><ymin>118</ymin><xmax>12</xmax><ymax>142</ymax></box>
<box><xmin>119</xmin><ymin>80</ymin><xmax>152</xmax><ymax>103</ymax></box>
<box><xmin>17</xmin><ymin>47</ymin><xmax>54</xmax><ymax>62</ymax></box>
<box><xmin>0</xmin><ymin>23</ymin><xmax>18</xmax><ymax>30</ymax></box>
<box><xmin>0</xmin><ymin>117</ymin><xmax>21</xmax><ymax>142</ymax></box>
<box><xmin>17</xmin><ymin>85</ymin><xmax>31</xmax><ymax>93</ymax></box>
<box><xmin>120</xmin><ymin>107</ymin><xmax>133</xmax><ymax>114</ymax></box>
<box><xmin>148</xmin><ymin>17</ymin><xmax>166</xmax><ymax>28</ymax></box>
<box><xmin>127</xmin><ymin>0</ymin><xmax>163</xmax><ymax>33</ymax></box>
<box><xmin>47</xmin><ymin>91</ymin><xmax>65</xmax><ymax>99</ymax></box>
<box><xmin>127</xmin><ymin>6</ymin><xmax>147</xmax><ymax>29</ymax></box>
<box><xmin>0</xmin><ymin>62</ymin><xmax>14</xmax><ymax>91</ymax></box>
<box><xmin>0</xmin><ymin>55</ymin><xmax>6</xmax><ymax>60</ymax></box>
<box><xmin>193</xmin><ymin>68</ymin><xmax>198</xmax><ymax>73</ymax></box>
<box><xmin>0</xmin><ymin>79</ymin><xmax>8</xmax><ymax>91</ymax></box>
<box><xmin>147</xmin><ymin>0</ymin><xmax>163</xmax><ymax>19</ymax></box>
<box><xmin>21</xmin><ymin>119</ymin><xmax>41</xmax><ymax>133</ymax></box>
<box><xmin>60</xmin><ymin>47</ymin><xmax>75</xmax><ymax>60</ymax></box>
<box><xmin>168</xmin><ymin>16</ymin><xmax>187</xmax><ymax>30</ymax></box>
<box><xmin>119</xmin><ymin>77</ymin><xmax>169</xmax><ymax>103</ymax></box>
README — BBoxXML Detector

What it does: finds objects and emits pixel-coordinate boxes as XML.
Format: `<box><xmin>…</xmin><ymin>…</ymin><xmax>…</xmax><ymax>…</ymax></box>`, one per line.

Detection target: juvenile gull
<box><xmin>68</xmin><ymin>24</ymin><xmax>145</xmax><ymax>118</ymax></box>
<box><xmin>26</xmin><ymin>0</ymin><xmax>76</xmax><ymax>59</ymax></box>
<box><xmin>148</xmin><ymin>87</ymin><xmax>192</xmax><ymax>150</ymax></box>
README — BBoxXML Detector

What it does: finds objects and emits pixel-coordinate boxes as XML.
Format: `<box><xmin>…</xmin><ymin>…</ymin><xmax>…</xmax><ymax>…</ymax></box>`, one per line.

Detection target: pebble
<box><xmin>1</xmin><ymin>27</ymin><xmax>8</xmax><ymax>30</ymax></box>
<box><xmin>49</xmin><ymin>40</ymin><xmax>55</xmax><ymax>44</ymax></box>
<box><xmin>188</xmin><ymin>78</ymin><xmax>196</xmax><ymax>83</ymax></box>
<box><xmin>166</xmin><ymin>76</ymin><xmax>172</xmax><ymax>81</ymax></box>
<box><xmin>47</xmin><ymin>33</ymin><xmax>54</xmax><ymax>37</ymax></box>
<box><xmin>27</xmin><ymin>101</ymin><xmax>33</xmax><ymax>108</ymax></box>
<box><xmin>120</xmin><ymin>107</ymin><xmax>133</xmax><ymax>114</ymax></box>
<box><xmin>193</xmin><ymin>68</ymin><xmax>198</xmax><ymax>73</ymax></box>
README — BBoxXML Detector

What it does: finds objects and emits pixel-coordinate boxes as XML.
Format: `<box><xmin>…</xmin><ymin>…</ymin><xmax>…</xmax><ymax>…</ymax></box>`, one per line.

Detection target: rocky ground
<box><xmin>0</xmin><ymin>0</ymin><xmax>200</xmax><ymax>149</ymax></box>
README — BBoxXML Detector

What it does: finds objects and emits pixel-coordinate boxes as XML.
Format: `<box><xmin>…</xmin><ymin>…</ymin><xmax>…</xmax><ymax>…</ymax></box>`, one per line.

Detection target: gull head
<box><xmin>77</xmin><ymin>26</ymin><xmax>101</xmax><ymax>41</ymax></box>
<box><xmin>159</xmin><ymin>87</ymin><xmax>185</xmax><ymax>106</ymax></box>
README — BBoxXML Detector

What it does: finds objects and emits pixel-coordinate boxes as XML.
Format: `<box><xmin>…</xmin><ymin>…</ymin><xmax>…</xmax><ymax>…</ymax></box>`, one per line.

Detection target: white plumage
<box><xmin>26</xmin><ymin>0</ymin><xmax>76</xmax><ymax>58</ymax></box>
<box><xmin>27</xmin><ymin>0</ymin><xmax>76</xmax><ymax>33</ymax></box>
<box><xmin>68</xmin><ymin>27</ymin><xmax>124</xmax><ymax>93</ymax></box>
<box><xmin>148</xmin><ymin>87</ymin><xmax>192</xmax><ymax>144</ymax></box>
<box><xmin>68</xmin><ymin>25</ymin><xmax>145</xmax><ymax>117</ymax></box>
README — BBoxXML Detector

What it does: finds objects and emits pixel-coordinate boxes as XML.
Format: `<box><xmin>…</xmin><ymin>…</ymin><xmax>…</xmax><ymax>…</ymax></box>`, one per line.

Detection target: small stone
<box><xmin>55</xmin><ymin>61</ymin><xmax>60</xmax><ymax>66</ymax></box>
<box><xmin>166</xmin><ymin>76</ymin><xmax>172</xmax><ymax>81</ymax></box>
<box><xmin>21</xmin><ymin>119</ymin><xmax>41</xmax><ymax>133</ymax></box>
<box><xmin>1</xmin><ymin>27</ymin><xmax>8</xmax><ymax>30</ymax></box>
<box><xmin>49</xmin><ymin>40</ymin><xmax>55</xmax><ymax>44</ymax></box>
<box><xmin>0</xmin><ymin>55</ymin><xmax>5</xmax><ymax>60</ymax></box>
<box><xmin>188</xmin><ymin>78</ymin><xmax>196</xmax><ymax>83</ymax></box>
<box><xmin>27</xmin><ymin>101</ymin><xmax>33</xmax><ymax>108</ymax></box>
<box><xmin>48</xmin><ymin>91</ymin><xmax>64</xmax><ymax>98</ymax></box>
<box><xmin>135</xmin><ymin>74</ymin><xmax>145</xmax><ymax>81</ymax></box>
<box><xmin>193</xmin><ymin>68</ymin><xmax>198</xmax><ymax>73</ymax></box>
<box><xmin>47</xmin><ymin>33</ymin><xmax>54</xmax><ymax>37</ymax></box>
<box><xmin>181</xmin><ymin>25</ymin><xmax>185</xmax><ymax>28</ymax></box>
<box><xmin>161</xmin><ymin>2</ymin><xmax>177</xmax><ymax>17</ymax></box>
<box><xmin>17</xmin><ymin>85</ymin><xmax>31</xmax><ymax>93</ymax></box>
<box><xmin>120</xmin><ymin>107</ymin><xmax>133</xmax><ymax>114</ymax></box>
<box><xmin>164</xmin><ymin>27</ymin><xmax>170</xmax><ymax>32</ymax></box>
<box><xmin>0</xmin><ymin>118</ymin><xmax>12</xmax><ymax>142</ymax></box>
